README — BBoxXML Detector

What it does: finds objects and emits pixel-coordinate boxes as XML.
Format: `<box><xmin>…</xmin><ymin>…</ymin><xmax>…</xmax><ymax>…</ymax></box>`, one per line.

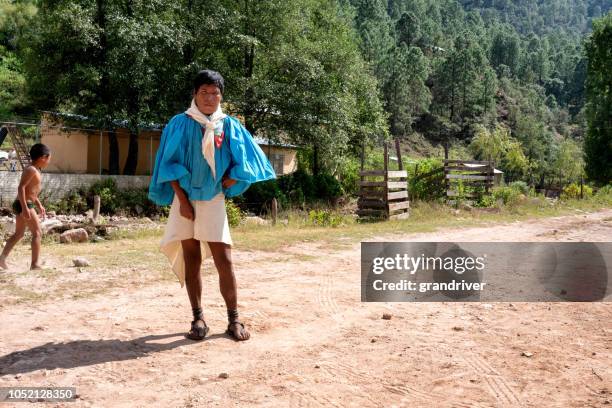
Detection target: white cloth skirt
<box><xmin>160</xmin><ymin>193</ymin><xmax>233</xmax><ymax>287</ymax></box>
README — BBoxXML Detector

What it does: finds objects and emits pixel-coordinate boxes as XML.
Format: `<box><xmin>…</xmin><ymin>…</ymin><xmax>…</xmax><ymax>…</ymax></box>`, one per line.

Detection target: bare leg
<box><xmin>182</xmin><ymin>238</ymin><xmax>202</xmax><ymax>309</ymax></box>
<box><xmin>0</xmin><ymin>215</ymin><xmax>26</xmax><ymax>269</ymax></box>
<box><xmin>208</xmin><ymin>242</ymin><xmax>250</xmax><ymax>340</ymax></box>
<box><xmin>25</xmin><ymin>209</ymin><xmax>42</xmax><ymax>270</ymax></box>
<box><xmin>182</xmin><ymin>238</ymin><xmax>207</xmax><ymax>339</ymax></box>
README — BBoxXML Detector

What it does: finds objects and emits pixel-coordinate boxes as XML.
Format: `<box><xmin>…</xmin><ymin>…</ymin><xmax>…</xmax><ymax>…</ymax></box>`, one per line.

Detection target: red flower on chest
<box><xmin>215</xmin><ymin>132</ymin><xmax>225</xmax><ymax>148</ymax></box>
<box><xmin>200</xmin><ymin>127</ymin><xmax>225</xmax><ymax>149</ymax></box>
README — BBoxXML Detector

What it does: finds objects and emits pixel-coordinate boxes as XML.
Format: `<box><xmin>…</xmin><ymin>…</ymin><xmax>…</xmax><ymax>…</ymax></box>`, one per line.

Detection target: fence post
<box><xmin>394</xmin><ymin>138</ymin><xmax>403</xmax><ymax>171</ymax></box>
<box><xmin>383</xmin><ymin>142</ymin><xmax>388</xmax><ymax>173</ymax></box>
<box><xmin>93</xmin><ymin>195</ymin><xmax>101</xmax><ymax>222</ymax></box>
<box><xmin>580</xmin><ymin>176</ymin><xmax>584</xmax><ymax>199</ymax></box>
<box><xmin>383</xmin><ymin>143</ymin><xmax>389</xmax><ymax>218</ymax></box>
<box><xmin>486</xmin><ymin>161</ymin><xmax>494</xmax><ymax>194</ymax></box>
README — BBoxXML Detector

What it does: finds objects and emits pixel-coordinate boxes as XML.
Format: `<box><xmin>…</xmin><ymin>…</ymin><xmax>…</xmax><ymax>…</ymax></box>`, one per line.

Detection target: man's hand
<box><xmin>38</xmin><ymin>205</ymin><xmax>46</xmax><ymax>219</ymax></box>
<box><xmin>170</xmin><ymin>181</ymin><xmax>194</xmax><ymax>220</ymax></box>
<box><xmin>179</xmin><ymin>199</ymin><xmax>195</xmax><ymax>220</ymax></box>
<box><xmin>222</xmin><ymin>176</ymin><xmax>237</xmax><ymax>189</ymax></box>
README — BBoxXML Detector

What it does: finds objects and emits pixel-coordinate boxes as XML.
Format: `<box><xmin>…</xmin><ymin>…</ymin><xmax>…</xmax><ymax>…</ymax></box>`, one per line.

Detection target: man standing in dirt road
<box><xmin>149</xmin><ymin>70</ymin><xmax>276</xmax><ymax>341</ymax></box>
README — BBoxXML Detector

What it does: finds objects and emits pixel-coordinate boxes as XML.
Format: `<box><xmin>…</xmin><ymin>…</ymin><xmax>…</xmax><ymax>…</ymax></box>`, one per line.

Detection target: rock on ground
<box><xmin>60</xmin><ymin>228</ymin><xmax>89</xmax><ymax>244</ymax></box>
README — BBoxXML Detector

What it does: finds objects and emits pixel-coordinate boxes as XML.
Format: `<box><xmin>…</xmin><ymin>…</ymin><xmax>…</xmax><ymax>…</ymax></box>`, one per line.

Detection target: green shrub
<box><xmin>244</xmin><ymin>170</ymin><xmax>343</xmax><ymax>214</ymax></box>
<box><xmin>308</xmin><ymin>209</ymin><xmax>344</xmax><ymax>227</ymax></box>
<box><xmin>594</xmin><ymin>184</ymin><xmax>612</xmax><ymax>204</ymax></box>
<box><xmin>561</xmin><ymin>182</ymin><xmax>593</xmax><ymax>199</ymax></box>
<box><xmin>407</xmin><ymin>158</ymin><xmax>445</xmax><ymax>201</ymax></box>
<box><xmin>477</xmin><ymin>194</ymin><xmax>497</xmax><ymax>208</ymax></box>
<box><xmin>117</xmin><ymin>188</ymin><xmax>162</xmax><ymax>216</ymax></box>
<box><xmin>491</xmin><ymin>186</ymin><xmax>523</xmax><ymax>206</ymax></box>
<box><xmin>336</xmin><ymin>156</ymin><xmax>361</xmax><ymax>195</ymax></box>
<box><xmin>45</xmin><ymin>179</ymin><xmax>168</xmax><ymax>217</ymax></box>
<box><xmin>595</xmin><ymin>184</ymin><xmax>612</xmax><ymax>197</ymax></box>
<box><xmin>277</xmin><ymin>169</ymin><xmax>315</xmax><ymax>204</ymax></box>
<box><xmin>46</xmin><ymin>189</ymin><xmax>88</xmax><ymax>214</ymax></box>
<box><xmin>509</xmin><ymin>181</ymin><xmax>529</xmax><ymax>195</ymax></box>
<box><xmin>241</xmin><ymin>179</ymin><xmax>288</xmax><ymax>214</ymax></box>
<box><xmin>289</xmin><ymin>169</ymin><xmax>317</xmax><ymax>200</ymax></box>
<box><xmin>225</xmin><ymin>200</ymin><xmax>245</xmax><ymax>227</ymax></box>
<box><xmin>88</xmin><ymin>178</ymin><xmax>120</xmax><ymax>214</ymax></box>
<box><xmin>313</xmin><ymin>173</ymin><xmax>343</xmax><ymax>202</ymax></box>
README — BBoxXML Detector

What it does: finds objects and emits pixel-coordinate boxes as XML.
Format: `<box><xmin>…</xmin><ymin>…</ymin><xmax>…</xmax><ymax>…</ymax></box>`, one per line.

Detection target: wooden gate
<box><xmin>444</xmin><ymin>159</ymin><xmax>494</xmax><ymax>205</ymax></box>
<box><xmin>357</xmin><ymin>140</ymin><xmax>409</xmax><ymax>220</ymax></box>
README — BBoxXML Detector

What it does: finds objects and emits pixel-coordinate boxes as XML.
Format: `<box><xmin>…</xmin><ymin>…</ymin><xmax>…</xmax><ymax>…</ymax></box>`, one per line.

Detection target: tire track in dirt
<box><xmin>289</xmin><ymin>388</ymin><xmax>345</xmax><ymax>408</ymax></box>
<box><xmin>461</xmin><ymin>353</ymin><xmax>522</xmax><ymax>406</ymax></box>
<box><xmin>384</xmin><ymin>383</ymin><xmax>491</xmax><ymax>408</ymax></box>
<box><xmin>319</xmin><ymin>357</ymin><xmax>491</xmax><ymax>408</ymax></box>
<box><xmin>316</xmin><ymin>266</ymin><xmax>342</xmax><ymax>319</ymax></box>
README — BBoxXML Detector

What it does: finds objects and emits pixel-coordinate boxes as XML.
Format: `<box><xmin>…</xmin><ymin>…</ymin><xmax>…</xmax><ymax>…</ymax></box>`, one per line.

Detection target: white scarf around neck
<box><xmin>185</xmin><ymin>99</ymin><xmax>227</xmax><ymax>180</ymax></box>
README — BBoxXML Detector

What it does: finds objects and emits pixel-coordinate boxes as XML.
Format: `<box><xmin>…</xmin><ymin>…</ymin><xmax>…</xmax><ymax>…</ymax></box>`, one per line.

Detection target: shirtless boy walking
<box><xmin>0</xmin><ymin>143</ymin><xmax>51</xmax><ymax>270</ymax></box>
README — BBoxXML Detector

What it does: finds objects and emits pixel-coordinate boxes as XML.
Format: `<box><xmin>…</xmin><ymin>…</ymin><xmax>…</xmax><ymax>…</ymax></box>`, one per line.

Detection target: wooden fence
<box><xmin>357</xmin><ymin>141</ymin><xmax>409</xmax><ymax>220</ymax></box>
<box><xmin>444</xmin><ymin>159</ymin><xmax>494</xmax><ymax>205</ymax></box>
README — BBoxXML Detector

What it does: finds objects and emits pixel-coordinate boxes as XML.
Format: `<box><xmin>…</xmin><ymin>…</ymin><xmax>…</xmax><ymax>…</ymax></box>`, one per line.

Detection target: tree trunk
<box><xmin>96</xmin><ymin>1</ymin><xmax>119</xmax><ymax>175</ymax></box>
<box><xmin>122</xmin><ymin>0</ymin><xmax>139</xmax><ymax>176</ymax></box>
<box><xmin>312</xmin><ymin>144</ymin><xmax>319</xmax><ymax>176</ymax></box>
<box><xmin>108</xmin><ymin>129</ymin><xmax>120</xmax><ymax>175</ymax></box>
<box><xmin>123</xmin><ymin>129</ymin><xmax>139</xmax><ymax>175</ymax></box>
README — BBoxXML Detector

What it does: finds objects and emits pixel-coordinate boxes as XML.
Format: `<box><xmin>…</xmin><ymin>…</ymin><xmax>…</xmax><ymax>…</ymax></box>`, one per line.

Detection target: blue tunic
<box><xmin>148</xmin><ymin>113</ymin><xmax>276</xmax><ymax>205</ymax></box>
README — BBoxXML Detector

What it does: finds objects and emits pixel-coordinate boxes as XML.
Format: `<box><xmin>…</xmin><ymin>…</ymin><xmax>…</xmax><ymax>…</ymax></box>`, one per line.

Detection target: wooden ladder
<box><xmin>6</xmin><ymin>125</ymin><xmax>31</xmax><ymax>169</ymax></box>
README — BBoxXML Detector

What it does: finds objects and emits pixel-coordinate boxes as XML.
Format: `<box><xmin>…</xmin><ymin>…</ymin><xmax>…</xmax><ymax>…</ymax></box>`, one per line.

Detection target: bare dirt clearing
<box><xmin>0</xmin><ymin>210</ymin><xmax>610</xmax><ymax>407</ymax></box>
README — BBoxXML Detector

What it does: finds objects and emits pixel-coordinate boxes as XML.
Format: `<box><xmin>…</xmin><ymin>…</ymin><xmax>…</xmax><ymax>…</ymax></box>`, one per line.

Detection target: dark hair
<box><xmin>29</xmin><ymin>143</ymin><xmax>51</xmax><ymax>161</ymax></box>
<box><xmin>193</xmin><ymin>69</ymin><xmax>224</xmax><ymax>94</ymax></box>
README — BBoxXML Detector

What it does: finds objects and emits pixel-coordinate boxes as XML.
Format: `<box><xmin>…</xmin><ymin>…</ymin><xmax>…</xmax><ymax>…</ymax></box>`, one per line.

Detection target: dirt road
<box><xmin>1</xmin><ymin>210</ymin><xmax>611</xmax><ymax>407</ymax></box>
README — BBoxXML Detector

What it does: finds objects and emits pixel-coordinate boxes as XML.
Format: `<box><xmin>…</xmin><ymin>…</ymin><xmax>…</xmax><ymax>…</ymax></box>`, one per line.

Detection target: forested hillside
<box><xmin>351</xmin><ymin>0</ymin><xmax>610</xmax><ymax>184</ymax></box>
<box><xmin>1</xmin><ymin>0</ymin><xmax>610</xmax><ymax>185</ymax></box>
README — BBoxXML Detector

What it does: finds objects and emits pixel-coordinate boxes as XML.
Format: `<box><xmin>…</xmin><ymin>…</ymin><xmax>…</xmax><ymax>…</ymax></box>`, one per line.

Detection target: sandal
<box><xmin>226</xmin><ymin>309</ymin><xmax>250</xmax><ymax>341</ymax></box>
<box><xmin>226</xmin><ymin>321</ymin><xmax>249</xmax><ymax>341</ymax></box>
<box><xmin>186</xmin><ymin>318</ymin><xmax>209</xmax><ymax>341</ymax></box>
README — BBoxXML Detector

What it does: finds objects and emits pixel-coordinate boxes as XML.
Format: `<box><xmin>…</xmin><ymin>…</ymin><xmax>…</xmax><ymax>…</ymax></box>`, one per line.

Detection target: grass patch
<box><xmin>1</xmin><ymin>195</ymin><xmax>609</xmax><ymax>307</ymax></box>
<box><xmin>2</xmin><ymin>282</ymin><xmax>47</xmax><ymax>304</ymax></box>
<box><xmin>232</xmin><ymin>197</ymin><xmax>611</xmax><ymax>251</ymax></box>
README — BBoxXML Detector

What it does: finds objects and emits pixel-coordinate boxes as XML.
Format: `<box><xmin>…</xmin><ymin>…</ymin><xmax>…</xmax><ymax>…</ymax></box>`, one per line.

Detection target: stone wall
<box><xmin>0</xmin><ymin>172</ymin><xmax>151</xmax><ymax>206</ymax></box>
